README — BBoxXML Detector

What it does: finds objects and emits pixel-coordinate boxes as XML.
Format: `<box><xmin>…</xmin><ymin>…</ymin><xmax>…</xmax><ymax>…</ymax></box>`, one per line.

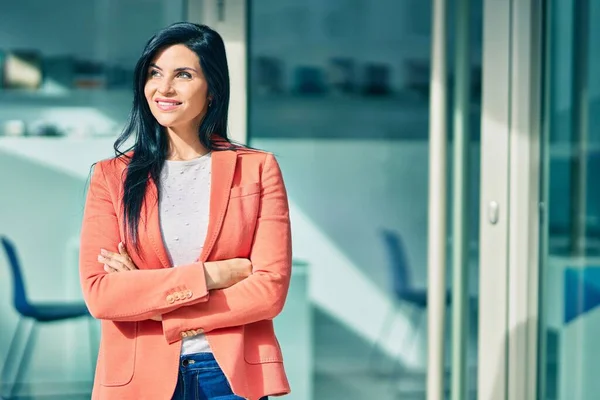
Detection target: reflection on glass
<box><xmin>539</xmin><ymin>0</ymin><xmax>600</xmax><ymax>399</ymax></box>
<box><xmin>249</xmin><ymin>1</ymin><xmax>482</xmax><ymax>399</ymax></box>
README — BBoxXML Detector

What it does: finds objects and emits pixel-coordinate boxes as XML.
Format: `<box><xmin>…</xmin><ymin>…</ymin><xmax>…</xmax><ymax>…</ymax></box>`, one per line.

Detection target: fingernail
<box><xmin>97</xmin><ymin>255</ymin><xmax>103</xmax><ymax>261</ymax></box>
<box><xmin>100</xmin><ymin>249</ymin><xmax>108</xmax><ymax>256</ymax></box>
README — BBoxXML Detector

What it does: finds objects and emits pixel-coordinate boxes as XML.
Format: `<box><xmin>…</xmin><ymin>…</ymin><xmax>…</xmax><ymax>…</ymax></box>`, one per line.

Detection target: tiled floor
<box><xmin>312</xmin><ymin>307</ymin><xmax>558</xmax><ymax>400</ymax></box>
<box><xmin>313</xmin><ymin>307</ymin><xmax>434</xmax><ymax>400</ymax></box>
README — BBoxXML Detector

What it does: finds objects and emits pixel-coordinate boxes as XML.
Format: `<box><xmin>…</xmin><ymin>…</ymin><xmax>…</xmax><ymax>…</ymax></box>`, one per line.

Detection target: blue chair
<box><xmin>369</xmin><ymin>229</ymin><xmax>452</xmax><ymax>377</ymax></box>
<box><xmin>0</xmin><ymin>236</ymin><xmax>95</xmax><ymax>399</ymax></box>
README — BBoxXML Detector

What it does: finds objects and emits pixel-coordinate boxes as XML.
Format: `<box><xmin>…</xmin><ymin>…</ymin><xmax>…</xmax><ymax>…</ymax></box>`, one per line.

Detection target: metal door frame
<box><xmin>478</xmin><ymin>1</ymin><xmax>543</xmax><ymax>399</ymax></box>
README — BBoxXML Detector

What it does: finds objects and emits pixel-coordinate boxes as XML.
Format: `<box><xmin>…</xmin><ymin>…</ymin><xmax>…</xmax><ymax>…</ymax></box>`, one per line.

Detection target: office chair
<box><xmin>369</xmin><ymin>229</ymin><xmax>452</xmax><ymax>380</ymax></box>
<box><xmin>0</xmin><ymin>236</ymin><xmax>95</xmax><ymax>399</ymax></box>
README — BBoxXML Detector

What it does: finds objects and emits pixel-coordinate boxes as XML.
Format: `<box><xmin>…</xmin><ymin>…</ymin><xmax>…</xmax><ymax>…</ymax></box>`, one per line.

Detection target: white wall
<box><xmin>0</xmin><ymin>150</ymin><xmax>94</xmax><ymax>389</ymax></box>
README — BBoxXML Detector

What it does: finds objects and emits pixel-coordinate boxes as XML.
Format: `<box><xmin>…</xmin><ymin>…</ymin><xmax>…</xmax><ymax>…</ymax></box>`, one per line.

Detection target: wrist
<box><xmin>204</xmin><ymin>261</ymin><xmax>225</xmax><ymax>290</ymax></box>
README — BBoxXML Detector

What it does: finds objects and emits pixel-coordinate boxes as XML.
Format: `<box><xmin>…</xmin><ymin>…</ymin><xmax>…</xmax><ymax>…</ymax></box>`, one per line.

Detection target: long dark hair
<box><xmin>112</xmin><ymin>22</ymin><xmax>234</xmax><ymax>251</ymax></box>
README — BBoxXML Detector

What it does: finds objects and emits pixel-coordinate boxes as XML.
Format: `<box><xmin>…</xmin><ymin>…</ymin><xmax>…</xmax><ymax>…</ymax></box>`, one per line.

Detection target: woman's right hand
<box><xmin>204</xmin><ymin>258</ymin><xmax>252</xmax><ymax>290</ymax></box>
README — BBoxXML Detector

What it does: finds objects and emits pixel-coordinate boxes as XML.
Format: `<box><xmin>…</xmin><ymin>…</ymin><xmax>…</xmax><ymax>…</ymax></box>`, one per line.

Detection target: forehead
<box><xmin>150</xmin><ymin>44</ymin><xmax>200</xmax><ymax>68</ymax></box>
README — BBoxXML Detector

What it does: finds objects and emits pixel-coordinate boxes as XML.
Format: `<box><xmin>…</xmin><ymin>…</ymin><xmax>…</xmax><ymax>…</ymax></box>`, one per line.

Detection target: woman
<box><xmin>79</xmin><ymin>22</ymin><xmax>291</xmax><ymax>400</ymax></box>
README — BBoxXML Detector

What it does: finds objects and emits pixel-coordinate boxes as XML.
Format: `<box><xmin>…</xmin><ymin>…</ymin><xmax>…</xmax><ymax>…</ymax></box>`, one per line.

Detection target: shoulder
<box><xmin>91</xmin><ymin>151</ymin><xmax>132</xmax><ymax>184</ymax></box>
<box><xmin>231</xmin><ymin>146</ymin><xmax>278</xmax><ymax>167</ymax></box>
<box><xmin>211</xmin><ymin>135</ymin><xmax>277</xmax><ymax>166</ymax></box>
<box><xmin>228</xmin><ymin>147</ymin><xmax>284</xmax><ymax>184</ymax></box>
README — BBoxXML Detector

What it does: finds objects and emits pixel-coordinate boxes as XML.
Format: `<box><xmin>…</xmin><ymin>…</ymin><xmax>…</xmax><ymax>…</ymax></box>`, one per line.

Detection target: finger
<box><xmin>118</xmin><ymin>242</ymin><xmax>138</xmax><ymax>270</ymax></box>
<box><xmin>111</xmin><ymin>252</ymin><xmax>136</xmax><ymax>270</ymax></box>
<box><xmin>104</xmin><ymin>264</ymin><xmax>118</xmax><ymax>273</ymax></box>
<box><xmin>116</xmin><ymin>243</ymin><xmax>132</xmax><ymax>270</ymax></box>
<box><xmin>100</xmin><ymin>249</ymin><xmax>133</xmax><ymax>271</ymax></box>
<box><xmin>100</xmin><ymin>248</ymin><xmax>125</xmax><ymax>261</ymax></box>
<box><xmin>118</xmin><ymin>242</ymin><xmax>128</xmax><ymax>257</ymax></box>
<box><xmin>98</xmin><ymin>254</ymin><xmax>129</xmax><ymax>272</ymax></box>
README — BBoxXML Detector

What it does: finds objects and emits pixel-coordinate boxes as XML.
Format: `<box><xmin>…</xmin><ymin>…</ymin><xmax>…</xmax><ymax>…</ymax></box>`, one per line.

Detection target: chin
<box><xmin>158</xmin><ymin>120</ymin><xmax>193</xmax><ymax>133</ymax></box>
<box><xmin>156</xmin><ymin>120</ymin><xmax>174</xmax><ymax>128</ymax></box>
<box><xmin>153</xmin><ymin>116</ymin><xmax>179</xmax><ymax>128</ymax></box>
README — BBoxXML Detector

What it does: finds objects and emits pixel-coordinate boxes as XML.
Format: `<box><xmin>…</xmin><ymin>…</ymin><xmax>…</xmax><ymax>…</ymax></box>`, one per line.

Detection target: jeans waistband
<box><xmin>179</xmin><ymin>352</ymin><xmax>218</xmax><ymax>371</ymax></box>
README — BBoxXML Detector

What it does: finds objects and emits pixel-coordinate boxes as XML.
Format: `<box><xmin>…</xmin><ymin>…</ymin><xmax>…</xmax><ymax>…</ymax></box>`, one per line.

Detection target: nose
<box><xmin>157</xmin><ymin>78</ymin><xmax>175</xmax><ymax>95</ymax></box>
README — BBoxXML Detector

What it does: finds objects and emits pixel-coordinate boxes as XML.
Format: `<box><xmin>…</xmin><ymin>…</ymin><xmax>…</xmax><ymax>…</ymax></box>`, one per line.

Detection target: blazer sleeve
<box><xmin>161</xmin><ymin>153</ymin><xmax>292</xmax><ymax>343</ymax></box>
<box><xmin>79</xmin><ymin>160</ymin><xmax>210</xmax><ymax>322</ymax></box>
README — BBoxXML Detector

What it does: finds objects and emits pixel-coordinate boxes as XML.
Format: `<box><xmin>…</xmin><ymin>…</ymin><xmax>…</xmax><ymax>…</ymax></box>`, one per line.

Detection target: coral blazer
<box><xmin>79</xmin><ymin>146</ymin><xmax>292</xmax><ymax>400</ymax></box>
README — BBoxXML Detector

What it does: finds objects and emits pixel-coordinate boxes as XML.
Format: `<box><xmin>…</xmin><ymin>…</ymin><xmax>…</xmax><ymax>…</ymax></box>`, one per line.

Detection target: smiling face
<box><xmin>144</xmin><ymin>44</ymin><xmax>210</xmax><ymax>131</ymax></box>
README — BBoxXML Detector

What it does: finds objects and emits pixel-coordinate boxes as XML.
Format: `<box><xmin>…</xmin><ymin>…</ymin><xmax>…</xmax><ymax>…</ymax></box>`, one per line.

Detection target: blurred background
<box><xmin>0</xmin><ymin>0</ymin><xmax>599</xmax><ymax>399</ymax></box>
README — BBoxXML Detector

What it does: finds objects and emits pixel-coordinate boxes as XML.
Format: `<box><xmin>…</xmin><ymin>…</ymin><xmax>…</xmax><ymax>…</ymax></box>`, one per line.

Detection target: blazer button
<box><xmin>166</xmin><ymin>294</ymin><xmax>175</xmax><ymax>304</ymax></box>
<box><xmin>186</xmin><ymin>290</ymin><xmax>193</xmax><ymax>298</ymax></box>
<box><xmin>173</xmin><ymin>292</ymin><xmax>181</xmax><ymax>301</ymax></box>
<box><xmin>181</xmin><ymin>331</ymin><xmax>188</xmax><ymax>338</ymax></box>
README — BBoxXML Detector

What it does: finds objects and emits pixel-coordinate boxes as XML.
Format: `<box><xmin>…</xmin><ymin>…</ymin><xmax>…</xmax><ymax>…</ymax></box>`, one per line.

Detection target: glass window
<box><xmin>538</xmin><ymin>0</ymin><xmax>600</xmax><ymax>398</ymax></box>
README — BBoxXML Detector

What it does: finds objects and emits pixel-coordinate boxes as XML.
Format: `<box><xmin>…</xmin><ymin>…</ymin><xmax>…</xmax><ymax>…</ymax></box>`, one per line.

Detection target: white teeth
<box><xmin>157</xmin><ymin>101</ymin><xmax>181</xmax><ymax>106</ymax></box>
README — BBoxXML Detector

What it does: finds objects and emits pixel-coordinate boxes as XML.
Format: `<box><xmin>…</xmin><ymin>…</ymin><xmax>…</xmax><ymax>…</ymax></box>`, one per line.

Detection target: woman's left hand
<box><xmin>98</xmin><ymin>242</ymin><xmax>138</xmax><ymax>273</ymax></box>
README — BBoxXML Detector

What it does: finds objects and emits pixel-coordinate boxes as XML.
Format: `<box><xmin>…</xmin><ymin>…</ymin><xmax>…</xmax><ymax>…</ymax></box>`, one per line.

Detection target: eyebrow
<box><xmin>149</xmin><ymin>63</ymin><xmax>198</xmax><ymax>73</ymax></box>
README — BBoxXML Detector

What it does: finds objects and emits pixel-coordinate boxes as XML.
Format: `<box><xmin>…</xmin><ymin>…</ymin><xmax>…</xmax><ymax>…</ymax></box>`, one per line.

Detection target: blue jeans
<box><xmin>171</xmin><ymin>353</ymin><xmax>268</xmax><ymax>400</ymax></box>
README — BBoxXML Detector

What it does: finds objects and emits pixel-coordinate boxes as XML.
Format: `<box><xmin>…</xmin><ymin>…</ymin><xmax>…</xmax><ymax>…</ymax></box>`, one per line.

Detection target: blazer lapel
<box><xmin>143</xmin><ymin>149</ymin><xmax>238</xmax><ymax>268</ymax></box>
<box><xmin>199</xmin><ymin>149</ymin><xmax>237</xmax><ymax>261</ymax></box>
<box><xmin>144</xmin><ymin>177</ymin><xmax>171</xmax><ymax>268</ymax></box>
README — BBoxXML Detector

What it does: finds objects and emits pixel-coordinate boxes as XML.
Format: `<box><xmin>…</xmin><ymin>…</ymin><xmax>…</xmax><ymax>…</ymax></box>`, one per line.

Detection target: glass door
<box><xmin>537</xmin><ymin>0</ymin><xmax>600</xmax><ymax>399</ymax></box>
<box><xmin>192</xmin><ymin>1</ymin><xmax>484</xmax><ymax>399</ymax></box>
<box><xmin>245</xmin><ymin>1</ymin><xmax>482</xmax><ymax>399</ymax></box>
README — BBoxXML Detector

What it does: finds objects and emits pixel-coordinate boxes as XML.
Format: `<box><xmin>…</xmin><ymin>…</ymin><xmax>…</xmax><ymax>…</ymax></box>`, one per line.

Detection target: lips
<box><xmin>155</xmin><ymin>99</ymin><xmax>182</xmax><ymax>112</ymax></box>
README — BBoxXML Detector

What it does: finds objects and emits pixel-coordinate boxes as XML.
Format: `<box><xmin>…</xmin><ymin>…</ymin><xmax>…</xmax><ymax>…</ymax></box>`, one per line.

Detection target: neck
<box><xmin>165</xmin><ymin>125</ymin><xmax>209</xmax><ymax>161</ymax></box>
